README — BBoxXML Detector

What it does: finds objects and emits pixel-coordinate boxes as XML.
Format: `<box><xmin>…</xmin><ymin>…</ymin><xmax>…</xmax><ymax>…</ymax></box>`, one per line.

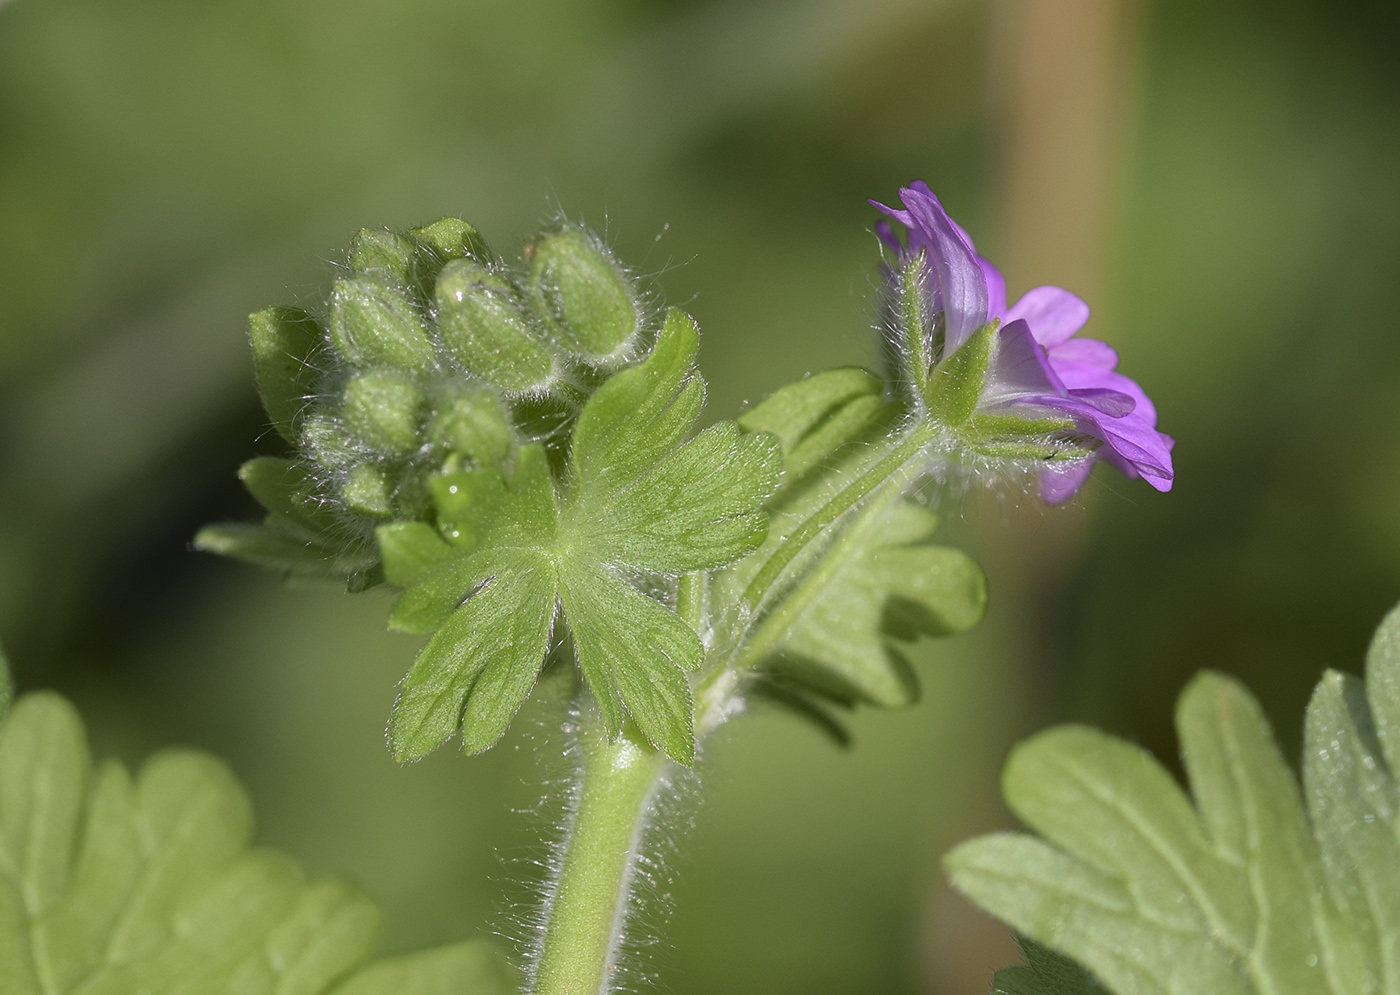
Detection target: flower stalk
<box><xmin>532</xmin><ymin>707</ymin><xmax>670</xmax><ymax>995</ymax></box>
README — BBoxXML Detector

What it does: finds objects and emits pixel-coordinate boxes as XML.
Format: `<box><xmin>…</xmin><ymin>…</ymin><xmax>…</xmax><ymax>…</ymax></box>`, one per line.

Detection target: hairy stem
<box><xmin>740</xmin><ymin>420</ymin><xmax>936</xmax><ymax>613</ymax></box>
<box><xmin>532</xmin><ymin>707</ymin><xmax>670</xmax><ymax>995</ymax></box>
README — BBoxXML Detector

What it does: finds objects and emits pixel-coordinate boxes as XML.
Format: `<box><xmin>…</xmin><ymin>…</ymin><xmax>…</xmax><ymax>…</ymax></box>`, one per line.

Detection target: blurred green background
<box><xmin>1</xmin><ymin>0</ymin><xmax>1398</xmax><ymax>991</ymax></box>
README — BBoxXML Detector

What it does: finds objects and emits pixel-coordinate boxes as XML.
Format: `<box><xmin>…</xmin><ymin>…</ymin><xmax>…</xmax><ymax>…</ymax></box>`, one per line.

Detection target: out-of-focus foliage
<box><xmin>992</xmin><ymin>938</ymin><xmax>1110</xmax><ymax>995</ymax></box>
<box><xmin>952</xmin><ymin>603</ymin><xmax>1400</xmax><ymax>995</ymax></box>
<box><xmin>0</xmin><ymin>690</ymin><xmax>515</xmax><ymax>994</ymax></box>
<box><xmin>1</xmin><ymin>0</ymin><xmax>1398</xmax><ymax>991</ymax></box>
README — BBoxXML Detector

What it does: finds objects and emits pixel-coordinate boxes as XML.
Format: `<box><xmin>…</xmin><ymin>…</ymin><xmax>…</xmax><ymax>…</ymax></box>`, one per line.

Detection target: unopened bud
<box><xmin>427</xmin><ymin>387</ymin><xmax>513</xmax><ymax>465</ymax></box>
<box><xmin>435</xmin><ymin>260</ymin><xmax>555</xmax><ymax>392</ymax></box>
<box><xmin>528</xmin><ymin>228</ymin><xmax>639</xmax><ymax>359</ymax></box>
<box><xmin>342</xmin><ymin>369</ymin><xmax>425</xmax><ymax>456</ymax></box>
<box><xmin>410</xmin><ymin>217</ymin><xmax>490</xmax><ymax>264</ymax></box>
<box><xmin>329</xmin><ymin>276</ymin><xmax>436</xmax><ymax>371</ymax></box>
<box><xmin>348</xmin><ymin>228</ymin><xmax>415</xmax><ymax>283</ymax></box>
<box><xmin>342</xmin><ymin>463</ymin><xmax>396</xmax><ymax>518</ymax></box>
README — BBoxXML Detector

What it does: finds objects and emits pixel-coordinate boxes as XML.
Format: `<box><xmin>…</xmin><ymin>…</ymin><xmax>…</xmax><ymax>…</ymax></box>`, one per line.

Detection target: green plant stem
<box><xmin>733</xmin><ymin>474</ymin><xmax>907</xmax><ymax>673</ymax></box>
<box><xmin>740</xmin><ymin>421</ymin><xmax>935</xmax><ymax>613</ymax></box>
<box><xmin>532</xmin><ymin>708</ymin><xmax>670</xmax><ymax>995</ymax></box>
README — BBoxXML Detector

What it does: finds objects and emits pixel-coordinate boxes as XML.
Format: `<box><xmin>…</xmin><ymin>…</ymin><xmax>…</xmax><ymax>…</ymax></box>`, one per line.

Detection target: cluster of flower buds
<box><xmin>200</xmin><ymin>218</ymin><xmax>648</xmax><ymax>585</ymax></box>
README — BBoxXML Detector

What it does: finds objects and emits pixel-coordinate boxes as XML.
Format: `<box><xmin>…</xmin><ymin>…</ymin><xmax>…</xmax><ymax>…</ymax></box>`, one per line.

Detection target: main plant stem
<box><xmin>532</xmin><ymin>707</ymin><xmax>670</xmax><ymax>995</ymax></box>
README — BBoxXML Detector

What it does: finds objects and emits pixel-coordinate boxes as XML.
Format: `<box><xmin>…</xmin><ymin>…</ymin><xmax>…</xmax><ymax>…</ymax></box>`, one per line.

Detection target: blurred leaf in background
<box><xmin>1</xmin><ymin>0</ymin><xmax>1399</xmax><ymax>992</ymax></box>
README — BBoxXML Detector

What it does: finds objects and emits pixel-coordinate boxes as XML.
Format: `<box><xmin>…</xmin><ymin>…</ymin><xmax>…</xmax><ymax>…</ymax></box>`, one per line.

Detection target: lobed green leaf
<box><xmin>953</xmin><ymin>604</ymin><xmax>1400</xmax><ymax>995</ymax></box>
<box><xmin>764</xmin><ymin>502</ymin><xmax>985</xmax><ymax>708</ymax></box>
<box><xmin>0</xmin><ymin>692</ymin><xmax>513</xmax><ymax>994</ymax></box>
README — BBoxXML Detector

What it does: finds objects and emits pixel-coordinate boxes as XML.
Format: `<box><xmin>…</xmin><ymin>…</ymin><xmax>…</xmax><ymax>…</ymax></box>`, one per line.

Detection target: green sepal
<box><xmin>968</xmin><ymin>413</ymin><xmax>1076</xmax><ymax>439</ymax></box>
<box><xmin>895</xmin><ymin>252</ymin><xmax>937</xmax><ymax>403</ymax></box>
<box><xmin>248</xmin><ymin>306</ymin><xmax>323</xmax><ymax>445</ymax></box>
<box><xmin>960</xmin><ymin>412</ymin><xmax>1080</xmax><ymax>462</ymax></box>
<box><xmin>528</xmin><ymin>227</ymin><xmax>639</xmax><ymax>359</ymax></box>
<box><xmin>436</xmin><ymin>259</ymin><xmax>555</xmax><ymax>392</ymax></box>
<box><xmin>764</xmin><ymin>503</ymin><xmax>986</xmax><ymax>708</ymax></box>
<box><xmin>963</xmin><ymin>441</ymin><xmax>1075</xmax><ymax>462</ymax></box>
<box><xmin>341</xmin><ymin>369</ymin><xmax>425</xmax><ymax>456</ymax></box>
<box><xmin>929</xmin><ymin>322</ymin><xmax>996</xmax><ymax>426</ymax></box>
<box><xmin>0</xmin><ymin>691</ymin><xmax>515</xmax><ymax>995</ymax></box>
<box><xmin>328</xmin><ymin>275</ymin><xmax>436</xmax><ymax>371</ymax></box>
<box><xmin>738</xmin><ymin>368</ymin><xmax>886</xmax><ymax>490</ymax></box>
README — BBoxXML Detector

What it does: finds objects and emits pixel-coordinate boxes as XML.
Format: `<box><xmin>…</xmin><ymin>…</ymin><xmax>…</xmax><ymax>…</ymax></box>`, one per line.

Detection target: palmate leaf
<box><xmin>764</xmin><ymin>501</ymin><xmax>986</xmax><ymax>709</ymax></box>
<box><xmin>727</xmin><ymin>368</ymin><xmax>985</xmax><ymax>735</ymax></box>
<box><xmin>949</xmin><ymin>603</ymin><xmax>1400</xmax><ymax>995</ymax></box>
<box><xmin>378</xmin><ymin>309</ymin><xmax>781</xmax><ymax>763</ymax></box>
<box><xmin>0</xmin><ymin>691</ymin><xmax>513</xmax><ymax>995</ymax></box>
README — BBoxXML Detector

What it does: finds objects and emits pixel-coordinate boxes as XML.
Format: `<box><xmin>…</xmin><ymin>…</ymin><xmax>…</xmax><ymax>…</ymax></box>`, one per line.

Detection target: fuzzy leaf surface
<box><xmin>948</xmin><ymin>607</ymin><xmax>1400</xmax><ymax>995</ymax></box>
<box><xmin>381</xmin><ymin>309</ymin><xmax>780</xmax><ymax>762</ymax></box>
<box><xmin>0</xmin><ymin>692</ymin><xmax>512</xmax><ymax>995</ymax></box>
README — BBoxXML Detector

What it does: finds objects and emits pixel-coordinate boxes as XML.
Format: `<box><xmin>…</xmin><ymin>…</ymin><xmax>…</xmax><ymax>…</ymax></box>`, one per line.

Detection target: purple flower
<box><xmin>872</xmin><ymin>181</ymin><xmax>1173</xmax><ymax>503</ymax></box>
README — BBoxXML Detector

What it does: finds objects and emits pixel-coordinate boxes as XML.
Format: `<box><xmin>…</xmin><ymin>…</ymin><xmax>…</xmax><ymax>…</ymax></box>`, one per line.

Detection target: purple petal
<box><xmin>1040</xmin><ymin>459</ymin><xmax>1095</xmax><ymax>504</ymax></box>
<box><xmin>979</xmin><ymin>257</ymin><xmax>1008</xmax><ymax>320</ymax></box>
<box><xmin>1005</xmin><ymin>286</ymin><xmax>1090</xmax><ymax>346</ymax></box>
<box><xmin>1049</xmin><ymin>360</ymin><xmax>1158</xmax><ymax>427</ymax></box>
<box><xmin>1066</xmin><ymin>387</ymin><xmax>1135</xmax><ymax>418</ymax></box>
<box><xmin>1011</xmin><ymin>394</ymin><xmax>1173</xmax><ymax>487</ymax></box>
<box><xmin>981</xmin><ymin>319</ymin><xmax>1064</xmax><ymax>406</ymax></box>
<box><xmin>886</xmin><ymin>186</ymin><xmax>990</xmax><ymax>353</ymax></box>
<box><xmin>1046</xmin><ymin>337</ymin><xmax>1116</xmax><ymax>370</ymax></box>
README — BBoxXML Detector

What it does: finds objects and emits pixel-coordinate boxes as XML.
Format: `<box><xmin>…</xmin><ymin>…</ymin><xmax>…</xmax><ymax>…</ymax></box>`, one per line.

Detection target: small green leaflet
<box><xmin>948</xmin><ymin>602</ymin><xmax>1400</xmax><ymax>995</ymax></box>
<box><xmin>194</xmin><ymin>457</ymin><xmax>381</xmax><ymax>589</ymax></box>
<box><xmin>379</xmin><ymin>309</ymin><xmax>781</xmax><ymax>764</ymax></box>
<box><xmin>0</xmin><ymin>692</ymin><xmax>514</xmax><ymax>995</ymax></box>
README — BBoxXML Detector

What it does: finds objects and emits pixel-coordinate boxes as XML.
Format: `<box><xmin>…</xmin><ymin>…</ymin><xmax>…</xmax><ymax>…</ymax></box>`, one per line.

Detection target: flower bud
<box><xmin>341</xmin><ymin>463</ymin><xmax>396</xmax><ymax>518</ymax></box>
<box><xmin>409</xmin><ymin>217</ymin><xmax>490</xmax><ymax>264</ymax></box>
<box><xmin>528</xmin><ymin>228</ymin><xmax>639</xmax><ymax>359</ymax></box>
<box><xmin>341</xmin><ymin>369</ymin><xmax>425</xmax><ymax>456</ymax></box>
<box><xmin>435</xmin><ymin>260</ymin><xmax>555</xmax><ymax>392</ymax></box>
<box><xmin>329</xmin><ymin>275</ymin><xmax>436</xmax><ymax>371</ymax></box>
<box><xmin>428</xmin><ymin>387</ymin><xmax>513</xmax><ymax>465</ymax></box>
<box><xmin>348</xmin><ymin>228</ymin><xmax>415</xmax><ymax>283</ymax></box>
